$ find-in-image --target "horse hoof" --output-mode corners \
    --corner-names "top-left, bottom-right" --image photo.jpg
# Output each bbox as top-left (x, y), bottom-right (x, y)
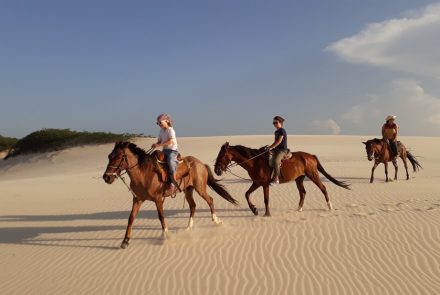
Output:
top-left (251, 207), bottom-right (258, 216)
top-left (297, 207), bottom-right (303, 212)
top-left (327, 202), bottom-right (333, 210)
top-left (120, 241), bottom-right (129, 249)
top-left (264, 213), bottom-right (271, 217)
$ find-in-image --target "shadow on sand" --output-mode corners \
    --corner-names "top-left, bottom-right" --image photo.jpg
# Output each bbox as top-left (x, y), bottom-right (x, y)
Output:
top-left (0, 208), bottom-right (249, 248)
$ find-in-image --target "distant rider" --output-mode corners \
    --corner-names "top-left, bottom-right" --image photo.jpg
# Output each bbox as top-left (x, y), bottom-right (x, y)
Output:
top-left (382, 115), bottom-right (399, 160)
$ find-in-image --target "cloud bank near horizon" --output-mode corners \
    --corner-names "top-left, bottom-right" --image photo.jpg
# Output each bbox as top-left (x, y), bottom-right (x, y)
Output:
top-left (325, 3), bottom-right (440, 79)
top-left (323, 3), bottom-right (440, 136)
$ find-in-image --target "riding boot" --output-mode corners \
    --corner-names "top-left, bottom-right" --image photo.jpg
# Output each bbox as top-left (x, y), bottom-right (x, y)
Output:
top-left (170, 175), bottom-right (182, 192)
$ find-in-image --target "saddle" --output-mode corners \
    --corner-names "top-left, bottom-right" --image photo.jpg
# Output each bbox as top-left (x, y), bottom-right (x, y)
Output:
top-left (382, 139), bottom-right (400, 157)
top-left (281, 150), bottom-right (293, 162)
top-left (152, 150), bottom-right (186, 183)
top-left (268, 149), bottom-right (292, 165)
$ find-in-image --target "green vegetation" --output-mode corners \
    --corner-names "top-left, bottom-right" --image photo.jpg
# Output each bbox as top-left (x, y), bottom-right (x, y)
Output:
top-left (0, 135), bottom-right (18, 152)
top-left (4, 129), bottom-right (142, 159)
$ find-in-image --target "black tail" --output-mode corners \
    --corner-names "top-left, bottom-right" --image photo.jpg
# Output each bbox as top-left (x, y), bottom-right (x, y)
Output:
top-left (406, 151), bottom-right (422, 172)
top-left (205, 165), bottom-right (239, 206)
top-left (316, 157), bottom-right (351, 190)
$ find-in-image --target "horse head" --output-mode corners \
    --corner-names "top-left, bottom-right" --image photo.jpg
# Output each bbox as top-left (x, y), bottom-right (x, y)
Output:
top-left (214, 142), bottom-right (232, 176)
top-left (103, 142), bottom-right (131, 184)
top-left (363, 139), bottom-right (381, 161)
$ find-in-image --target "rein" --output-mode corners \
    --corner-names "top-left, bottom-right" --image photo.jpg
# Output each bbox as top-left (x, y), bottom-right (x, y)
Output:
top-left (227, 148), bottom-right (269, 169)
top-left (105, 147), bottom-right (155, 198)
top-left (221, 148), bottom-right (270, 181)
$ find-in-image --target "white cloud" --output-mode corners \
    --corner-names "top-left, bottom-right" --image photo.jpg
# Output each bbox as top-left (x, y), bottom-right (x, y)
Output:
top-left (311, 119), bottom-right (341, 135)
top-left (325, 3), bottom-right (440, 79)
top-left (340, 79), bottom-right (440, 135)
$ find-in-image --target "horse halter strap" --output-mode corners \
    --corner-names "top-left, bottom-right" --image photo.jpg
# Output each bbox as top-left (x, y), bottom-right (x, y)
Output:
top-left (105, 151), bottom-right (138, 176)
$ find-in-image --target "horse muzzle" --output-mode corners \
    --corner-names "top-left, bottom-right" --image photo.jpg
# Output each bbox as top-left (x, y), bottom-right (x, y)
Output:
top-left (103, 173), bottom-right (117, 184)
top-left (214, 166), bottom-right (223, 176)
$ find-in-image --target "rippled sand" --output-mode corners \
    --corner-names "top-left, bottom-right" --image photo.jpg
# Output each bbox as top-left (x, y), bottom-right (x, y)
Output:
top-left (1, 135), bottom-right (439, 294)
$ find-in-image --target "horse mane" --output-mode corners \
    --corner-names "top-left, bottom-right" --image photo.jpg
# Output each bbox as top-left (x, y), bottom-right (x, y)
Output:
top-left (233, 145), bottom-right (263, 158)
top-left (121, 142), bottom-right (150, 167)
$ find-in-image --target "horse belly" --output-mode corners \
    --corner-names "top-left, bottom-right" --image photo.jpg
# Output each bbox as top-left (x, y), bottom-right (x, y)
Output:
top-left (281, 161), bottom-right (304, 181)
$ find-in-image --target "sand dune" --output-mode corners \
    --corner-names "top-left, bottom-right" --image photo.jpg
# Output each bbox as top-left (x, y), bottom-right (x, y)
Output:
top-left (1, 135), bottom-right (439, 294)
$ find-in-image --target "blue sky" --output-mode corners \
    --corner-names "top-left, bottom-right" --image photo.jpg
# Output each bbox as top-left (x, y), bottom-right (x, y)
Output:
top-left (1, 0), bottom-right (440, 138)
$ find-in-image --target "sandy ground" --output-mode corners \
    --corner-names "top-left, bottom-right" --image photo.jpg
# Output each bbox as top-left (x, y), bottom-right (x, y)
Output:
top-left (1, 135), bottom-right (439, 295)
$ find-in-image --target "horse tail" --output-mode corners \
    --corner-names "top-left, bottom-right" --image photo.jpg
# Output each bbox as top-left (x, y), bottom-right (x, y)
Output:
top-left (406, 151), bottom-right (422, 172)
top-left (205, 164), bottom-right (239, 206)
top-left (315, 156), bottom-right (351, 190)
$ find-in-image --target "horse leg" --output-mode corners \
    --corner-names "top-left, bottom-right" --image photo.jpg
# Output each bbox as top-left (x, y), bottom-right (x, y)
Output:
top-left (384, 161), bottom-right (389, 182)
top-left (295, 176), bottom-right (306, 212)
top-left (370, 162), bottom-right (379, 183)
top-left (393, 159), bottom-right (398, 180)
top-left (184, 187), bottom-right (196, 230)
top-left (245, 182), bottom-right (261, 216)
top-left (308, 172), bottom-right (332, 210)
top-left (121, 198), bottom-right (143, 249)
top-left (155, 197), bottom-right (168, 239)
top-left (263, 185), bottom-right (271, 217)
top-left (402, 155), bottom-right (410, 180)
top-left (195, 185), bottom-right (222, 225)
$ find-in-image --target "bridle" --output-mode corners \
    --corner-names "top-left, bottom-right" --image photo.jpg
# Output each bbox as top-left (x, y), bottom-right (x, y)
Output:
top-left (366, 142), bottom-right (380, 161)
top-left (104, 147), bottom-right (154, 177)
top-left (215, 146), bottom-right (270, 180)
top-left (104, 147), bottom-right (154, 199)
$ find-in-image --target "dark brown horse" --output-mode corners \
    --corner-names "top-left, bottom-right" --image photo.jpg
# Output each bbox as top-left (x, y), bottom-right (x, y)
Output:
top-left (214, 143), bottom-right (350, 216)
top-left (103, 142), bottom-right (238, 248)
top-left (363, 138), bottom-right (422, 183)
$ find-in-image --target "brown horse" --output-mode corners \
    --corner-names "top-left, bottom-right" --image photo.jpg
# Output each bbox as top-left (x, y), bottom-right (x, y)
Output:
top-left (214, 143), bottom-right (350, 216)
top-left (103, 142), bottom-right (238, 248)
top-left (363, 138), bottom-right (422, 183)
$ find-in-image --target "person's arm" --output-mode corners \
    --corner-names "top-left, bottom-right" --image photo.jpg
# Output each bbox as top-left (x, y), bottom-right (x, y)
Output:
top-left (393, 124), bottom-right (399, 139)
top-left (158, 138), bottom-right (174, 147)
top-left (269, 135), bottom-right (284, 150)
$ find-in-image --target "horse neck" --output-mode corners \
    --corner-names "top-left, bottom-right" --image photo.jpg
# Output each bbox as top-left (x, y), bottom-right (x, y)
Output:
top-left (124, 151), bottom-right (153, 182)
top-left (230, 146), bottom-right (259, 171)
top-left (373, 142), bottom-right (388, 161)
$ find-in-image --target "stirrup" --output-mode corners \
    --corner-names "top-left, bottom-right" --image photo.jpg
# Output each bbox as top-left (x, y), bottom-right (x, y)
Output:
top-left (170, 178), bottom-right (182, 192)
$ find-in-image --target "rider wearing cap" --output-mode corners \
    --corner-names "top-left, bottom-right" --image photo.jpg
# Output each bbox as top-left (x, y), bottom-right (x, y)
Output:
top-left (382, 115), bottom-right (399, 160)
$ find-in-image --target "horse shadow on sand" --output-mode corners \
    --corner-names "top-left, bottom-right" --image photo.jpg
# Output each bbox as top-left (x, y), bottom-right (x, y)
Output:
top-left (0, 207), bottom-right (248, 249)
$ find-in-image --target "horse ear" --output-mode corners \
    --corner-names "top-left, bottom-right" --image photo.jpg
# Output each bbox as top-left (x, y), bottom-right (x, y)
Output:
top-left (223, 142), bottom-right (229, 148)
top-left (362, 142), bottom-right (366, 145)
